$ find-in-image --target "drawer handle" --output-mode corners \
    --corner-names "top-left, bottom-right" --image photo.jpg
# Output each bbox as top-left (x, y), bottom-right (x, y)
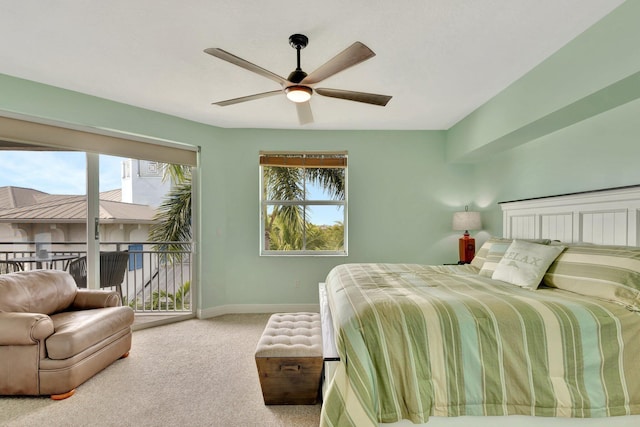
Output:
top-left (281, 364), bottom-right (301, 372)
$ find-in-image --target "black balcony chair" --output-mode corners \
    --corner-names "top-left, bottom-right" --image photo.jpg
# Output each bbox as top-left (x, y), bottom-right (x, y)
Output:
top-left (68, 251), bottom-right (129, 302)
top-left (0, 260), bottom-right (22, 274)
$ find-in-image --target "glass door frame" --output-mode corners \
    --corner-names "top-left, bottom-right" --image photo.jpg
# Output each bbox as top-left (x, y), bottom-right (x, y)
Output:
top-left (85, 152), bottom-right (101, 288)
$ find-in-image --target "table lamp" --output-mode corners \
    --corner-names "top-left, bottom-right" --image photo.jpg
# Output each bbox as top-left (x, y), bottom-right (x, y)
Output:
top-left (452, 206), bottom-right (482, 264)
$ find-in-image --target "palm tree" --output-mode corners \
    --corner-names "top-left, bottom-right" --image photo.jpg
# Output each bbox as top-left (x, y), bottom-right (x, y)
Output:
top-left (263, 166), bottom-right (345, 250)
top-left (263, 166), bottom-right (305, 250)
top-left (148, 165), bottom-right (192, 258)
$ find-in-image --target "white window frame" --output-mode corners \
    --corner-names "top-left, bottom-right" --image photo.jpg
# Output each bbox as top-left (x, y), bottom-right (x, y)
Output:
top-left (259, 151), bottom-right (348, 256)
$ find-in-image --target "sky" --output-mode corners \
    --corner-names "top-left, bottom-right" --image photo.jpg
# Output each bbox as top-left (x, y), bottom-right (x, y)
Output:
top-left (0, 151), bottom-right (124, 194)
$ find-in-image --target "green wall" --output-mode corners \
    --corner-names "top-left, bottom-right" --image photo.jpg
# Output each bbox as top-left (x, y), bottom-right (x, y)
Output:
top-left (0, 74), bottom-right (215, 146)
top-left (473, 98), bottom-right (640, 237)
top-left (447, 0), bottom-right (640, 164)
top-left (448, 0), bottom-right (640, 240)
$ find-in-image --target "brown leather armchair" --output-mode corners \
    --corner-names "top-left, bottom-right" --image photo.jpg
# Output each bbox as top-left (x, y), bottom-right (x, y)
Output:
top-left (0, 269), bottom-right (133, 399)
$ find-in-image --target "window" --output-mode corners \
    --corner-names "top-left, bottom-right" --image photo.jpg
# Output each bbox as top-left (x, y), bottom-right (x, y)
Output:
top-left (260, 151), bottom-right (347, 256)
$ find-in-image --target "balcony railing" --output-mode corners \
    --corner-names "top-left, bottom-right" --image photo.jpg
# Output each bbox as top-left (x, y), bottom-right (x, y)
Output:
top-left (0, 241), bottom-right (192, 314)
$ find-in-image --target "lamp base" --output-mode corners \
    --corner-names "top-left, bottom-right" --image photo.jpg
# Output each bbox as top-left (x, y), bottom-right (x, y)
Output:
top-left (458, 233), bottom-right (476, 264)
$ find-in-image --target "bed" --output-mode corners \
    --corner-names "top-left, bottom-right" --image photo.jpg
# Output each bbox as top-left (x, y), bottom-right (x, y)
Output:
top-left (319, 186), bottom-right (640, 427)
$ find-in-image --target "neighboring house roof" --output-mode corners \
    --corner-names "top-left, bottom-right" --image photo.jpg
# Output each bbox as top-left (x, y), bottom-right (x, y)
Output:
top-left (99, 200), bottom-right (157, 223)
top-left (0, 186), bottom-right (156, 223)
top-left (99, 188), bottom-right (122, 202)
top-left (0, 186), bottom-right (50, 209)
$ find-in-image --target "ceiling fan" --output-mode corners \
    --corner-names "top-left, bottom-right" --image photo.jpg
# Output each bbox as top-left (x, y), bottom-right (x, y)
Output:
top-left (204, 34), bottom-right (392, 125)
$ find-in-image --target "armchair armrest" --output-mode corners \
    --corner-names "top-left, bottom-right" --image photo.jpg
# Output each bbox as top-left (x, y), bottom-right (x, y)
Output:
top-left (71, 289), bottom-right (121, 309)
top-left (0, 312), bottom-right (54, 345)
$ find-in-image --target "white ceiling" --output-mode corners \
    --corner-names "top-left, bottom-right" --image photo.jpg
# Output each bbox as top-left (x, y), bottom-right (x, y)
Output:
top-left (0, 0), bottom-right (625, 130)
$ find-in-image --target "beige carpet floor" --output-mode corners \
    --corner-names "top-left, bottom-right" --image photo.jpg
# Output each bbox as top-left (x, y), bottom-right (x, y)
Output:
top-left (0, 314), bottom-right (321, 427)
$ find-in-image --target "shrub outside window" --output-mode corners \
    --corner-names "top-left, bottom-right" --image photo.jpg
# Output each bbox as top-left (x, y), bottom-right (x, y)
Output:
top-left (260, 151), bottom-right (347, 256)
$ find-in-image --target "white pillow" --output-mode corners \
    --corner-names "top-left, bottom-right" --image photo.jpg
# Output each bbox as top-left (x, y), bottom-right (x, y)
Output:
top-left (492, 240), bottom-right (565, 289)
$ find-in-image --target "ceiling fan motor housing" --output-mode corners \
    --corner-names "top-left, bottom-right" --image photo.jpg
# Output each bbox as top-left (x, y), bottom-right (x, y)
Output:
top-left (287, 69), bottom-right (308, 83)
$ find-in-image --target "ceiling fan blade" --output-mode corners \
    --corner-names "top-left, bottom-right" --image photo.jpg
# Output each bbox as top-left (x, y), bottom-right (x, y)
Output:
top-left (315, 88), bottom-right (392, 106)
top-left (204, 48), bottom-right (288, 85)
top-left (296, 102), bottom-right (314, 125)
top-left (213, 90), bottom-right (282, 106)
top-left (301, 42), bottom-right (376, 85)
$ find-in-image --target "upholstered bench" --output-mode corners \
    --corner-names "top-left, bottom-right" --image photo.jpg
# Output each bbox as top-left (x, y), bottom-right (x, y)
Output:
top-left (255, 312), bottom-right (323, 405)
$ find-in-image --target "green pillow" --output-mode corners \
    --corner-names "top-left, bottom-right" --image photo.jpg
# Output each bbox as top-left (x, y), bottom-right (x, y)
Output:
top-left (543, 244), bottom-right (640, 311)
top-left (471, 237), bottom-right (513, 271)
top-left (478, 241), bottom-right (513, 277)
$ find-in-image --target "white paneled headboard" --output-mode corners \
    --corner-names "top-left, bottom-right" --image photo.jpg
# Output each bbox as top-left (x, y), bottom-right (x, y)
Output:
top-left (500, 185), bottom-right (640, 246)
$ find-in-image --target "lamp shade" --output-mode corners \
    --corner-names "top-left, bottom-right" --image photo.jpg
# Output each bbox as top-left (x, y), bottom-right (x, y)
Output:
top-left (452, 211), bottom-right (482, 232)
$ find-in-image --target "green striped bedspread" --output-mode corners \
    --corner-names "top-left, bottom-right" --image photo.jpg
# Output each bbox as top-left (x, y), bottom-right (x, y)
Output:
top-left (320, 263), bottom-right (640, 426)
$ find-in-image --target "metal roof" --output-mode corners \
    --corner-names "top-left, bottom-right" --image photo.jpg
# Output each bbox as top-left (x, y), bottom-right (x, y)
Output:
top-left (0, 186), bottom-right (157, 223)
top-left (0, 186), bottom-right (49, 209)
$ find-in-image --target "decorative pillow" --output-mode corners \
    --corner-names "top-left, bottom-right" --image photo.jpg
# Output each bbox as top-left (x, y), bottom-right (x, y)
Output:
top-left (478, 240), bottom-right (514, 277)
top-left (492, 240), bottom-right (565, 290)
top-left (543, 244), bottom-right (640, 311)
top-left (472, 237), bottom-right (552, 275)
top-left (471, 237), bottom-right (513, 270)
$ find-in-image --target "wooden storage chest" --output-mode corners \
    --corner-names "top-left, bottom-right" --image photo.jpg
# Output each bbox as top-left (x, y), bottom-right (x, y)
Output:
top-left (255, 312), bottom-right (323, 405)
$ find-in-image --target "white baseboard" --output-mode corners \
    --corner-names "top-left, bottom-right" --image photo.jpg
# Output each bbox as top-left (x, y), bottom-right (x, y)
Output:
top-left (197, 303), bottom-right (320, 319)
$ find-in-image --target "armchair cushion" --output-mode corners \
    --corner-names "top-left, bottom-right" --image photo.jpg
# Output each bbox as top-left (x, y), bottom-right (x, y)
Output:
top-left (0, 270), bottom-right (77, 314)
top-left (47, 307), bottom-right (134, 359)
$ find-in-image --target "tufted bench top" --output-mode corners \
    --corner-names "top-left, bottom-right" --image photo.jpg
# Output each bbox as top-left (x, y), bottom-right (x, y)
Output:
top-left (255, 312), bottom-right (322, 358)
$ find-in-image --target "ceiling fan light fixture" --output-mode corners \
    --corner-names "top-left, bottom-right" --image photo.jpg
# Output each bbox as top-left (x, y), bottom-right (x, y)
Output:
top-left (285, 85), bottom-right (312, 103)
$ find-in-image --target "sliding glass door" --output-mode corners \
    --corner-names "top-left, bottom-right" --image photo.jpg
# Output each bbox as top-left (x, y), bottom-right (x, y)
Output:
top-left (0, 147), bottom-right (196, 322)
top-left (98, 155), bottom-right (194, 314)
